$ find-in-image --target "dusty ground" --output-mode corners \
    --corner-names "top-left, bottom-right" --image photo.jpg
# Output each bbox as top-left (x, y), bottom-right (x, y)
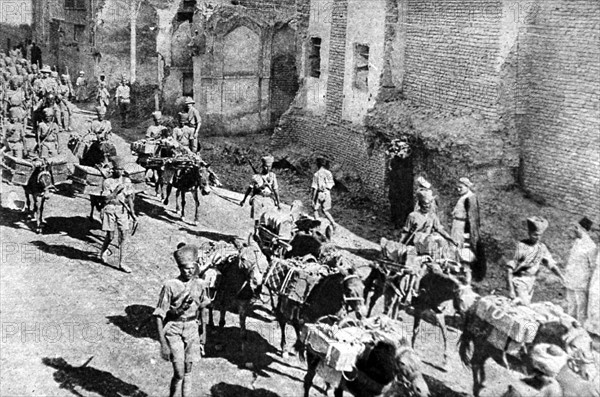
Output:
top-left (0, 108), bottom-right (586, 397)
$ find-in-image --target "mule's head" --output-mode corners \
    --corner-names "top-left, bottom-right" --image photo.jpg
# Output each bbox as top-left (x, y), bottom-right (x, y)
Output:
top-left (341, 270), bottom-right (366, 319)
top-left (393, 345), bottom-right (430, 397)
top-left (453, 283), bottom-right (480, 315)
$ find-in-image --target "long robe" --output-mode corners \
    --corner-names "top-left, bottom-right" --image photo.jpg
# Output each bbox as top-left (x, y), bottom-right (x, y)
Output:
top-left (585, 250), bottom-right (600, 335)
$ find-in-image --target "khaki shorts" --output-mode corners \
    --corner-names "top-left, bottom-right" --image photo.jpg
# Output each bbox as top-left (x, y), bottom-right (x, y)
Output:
top-left (164, 320), bottom-right (201, 364)
top-left (314, 190), bottom-right (332, 211)
top-left (251, 195), bottom-right (275, 220)
top-left (102, 205), bottom-right (129, 232)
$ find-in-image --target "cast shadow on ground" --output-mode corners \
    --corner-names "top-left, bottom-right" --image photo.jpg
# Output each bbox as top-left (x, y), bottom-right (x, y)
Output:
top-left (205, 325), bottom-right (304, 383)
top-left (106, 304), bottom-right (157, 341)
top-left (30, 240), bottom-right (97, 263)
top-left (41, 216), bottom-right (104, 243)
top-left (133, 194), bottom-right (186, 225)
top-left (178, 226), bottom-right (240, 245)
top-left (41, 357), bottom-right (148, 397)
top-left (0, 207), bottom-right (31, 231)
top-left (210, 383), bottom-right (281, 397)
top-left (424, 374), bottom-right (470, 397)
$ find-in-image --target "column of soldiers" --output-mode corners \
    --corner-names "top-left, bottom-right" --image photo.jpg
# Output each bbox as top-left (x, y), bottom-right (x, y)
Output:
top-left (1, 52), bottom-right (73, 161)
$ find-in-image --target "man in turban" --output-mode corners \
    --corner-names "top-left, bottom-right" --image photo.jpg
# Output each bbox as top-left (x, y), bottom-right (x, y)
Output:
top-left (154, 243), bottom-right (211, 397)
top-left (451, 177), bottom-right (486, 280)
top-left (240, 155), bottom-right (281, 225)
top-left (506, 216), bottom-right (565, 305)
top-left (564, 217), bottom-right (596, 322)
top-left (99, 156), bottom-right (136, 273)
top-left (399, 189), bottom-right (456, 250)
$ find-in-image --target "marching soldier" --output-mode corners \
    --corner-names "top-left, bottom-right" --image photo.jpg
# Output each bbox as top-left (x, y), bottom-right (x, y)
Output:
top-left (75, 71), bottom-right (87, 102)
top-left (172, 112), bottom-right (194, 153)
top-left (311, 155), bottom-right (336, 231)
top-left (36, 107), bottom-right (60, 158)
top-left (57, 74), bottom-right (72, 131)
top-left (2, 112), bottom-right (25, 158)
top-left (96, 78), bottom-right (110, 109)
top-left (99, 156), bottom-right (137, 273)
top-left (506, 217), bottom-right (566, 305)
top-left (88, 106), bottom-right (112, 141)
top-left (154, 244), bottom-right (211, 397)
top-left (240, 155), bottom-right (281, 225)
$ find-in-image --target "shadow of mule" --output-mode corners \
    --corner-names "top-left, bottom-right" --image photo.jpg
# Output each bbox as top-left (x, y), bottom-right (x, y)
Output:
top-left (30, 241), bottom-right (97, 263)
top-left (41, 356), bottom-right (148, 397)
top-left (210, 382), bottom-right (281, 397)
top-left (106, 304), bottom-right (158, 341)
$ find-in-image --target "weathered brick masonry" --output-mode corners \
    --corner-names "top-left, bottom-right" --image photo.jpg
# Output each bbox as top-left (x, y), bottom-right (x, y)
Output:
top-left (517, 0), bottom-right (600, 218)
top-left (274, 0), bottom-right (599, 221)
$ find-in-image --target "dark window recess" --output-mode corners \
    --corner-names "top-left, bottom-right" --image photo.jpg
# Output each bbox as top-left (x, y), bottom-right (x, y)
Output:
top-left (307, 37), bottom-right (321, 78)
top-left (353, 44), bottom-right (369, 91)
top-left (65, 0), bottom-right (85, 10)
top-left (177, 11), bottom-right (194, 23)
top-left (74, 24), bottom-right (85, 42)
top-left (182, 71), bottom-right (194, 97)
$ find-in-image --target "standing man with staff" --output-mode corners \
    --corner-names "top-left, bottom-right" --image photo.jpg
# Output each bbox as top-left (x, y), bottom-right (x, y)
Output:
top-left (240, 155), bottom-right (281, 226)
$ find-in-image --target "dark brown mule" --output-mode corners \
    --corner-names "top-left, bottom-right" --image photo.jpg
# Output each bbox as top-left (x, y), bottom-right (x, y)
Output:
top-left (163, 163), bottom-right (217, 225)
top-left (276, 266), bottom-right (366, 357)
top-left (203, 243), bottom-right (268, 352)
top-left (301, 322), bottom-right (430, 397)
top-left (24, 161), bottom-right (53, 234)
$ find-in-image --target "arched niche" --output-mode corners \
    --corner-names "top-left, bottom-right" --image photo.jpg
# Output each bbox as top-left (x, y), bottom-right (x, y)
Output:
top-left (222, 25), bottom-right (260, 75)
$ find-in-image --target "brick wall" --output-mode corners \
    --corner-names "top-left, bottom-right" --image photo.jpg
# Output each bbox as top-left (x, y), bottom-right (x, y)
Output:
top-left (403, 0), bottom-right (503, 120)
top-left (517, 0), bottom-right (600, 220)
top-left (325, 0), bottom-right (348, 123)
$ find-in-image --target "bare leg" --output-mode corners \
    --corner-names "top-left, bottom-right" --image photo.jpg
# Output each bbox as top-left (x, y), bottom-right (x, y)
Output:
top-left (169, 362), bottom-right (184, 397)
top-left (435, 313), bottom-right (449, 368)
top-left (163, 184), bottom-right (173, 205)
top-left (182, 362), bottom-right (193, 397)
top-left (303, 352), bottom-right (319, 397)
top-left (118, 229), bottom-right (131, 273)
top-left (322, 210), bottom-right (336, 230)
top-left (100, 231), bottom-right (114, 263)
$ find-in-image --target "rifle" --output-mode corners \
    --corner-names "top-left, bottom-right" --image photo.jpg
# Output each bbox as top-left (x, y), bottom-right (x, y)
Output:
top-left (246, 157), bottom-right (258, 174)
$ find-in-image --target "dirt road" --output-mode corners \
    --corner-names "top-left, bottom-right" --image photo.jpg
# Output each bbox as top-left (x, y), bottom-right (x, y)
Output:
top-left (1, 110), bottom-right (536, 397)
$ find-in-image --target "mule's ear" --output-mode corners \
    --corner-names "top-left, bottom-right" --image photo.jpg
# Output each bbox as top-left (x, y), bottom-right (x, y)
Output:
top-left (325, 225), bottom-right (333, 240)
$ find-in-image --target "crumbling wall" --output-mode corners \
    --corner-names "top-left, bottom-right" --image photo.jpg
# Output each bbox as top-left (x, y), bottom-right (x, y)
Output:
top-left (517, 0), bottom-right (600, 221)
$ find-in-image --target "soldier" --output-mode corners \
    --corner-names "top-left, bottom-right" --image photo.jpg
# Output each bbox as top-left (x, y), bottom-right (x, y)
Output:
top-left (311, 156), bottom-right (336, 231)
top-left (154, 244), bottom-right (211, 397)
top-left (57, 74), bottom-right (72, 131)
top-left (399, 189), bottom-right (456, 250)
top-left (75, 71), bottom-right (87, 102)
top-left (36, 107), bottom-right (60, 158)
top-left (96, 78), bottom-right (110, 109)
top-left (240, 155), bottom-right (281, 225)
top-left (99, 156), bottom-right (137, 273)
top-left (2, 112), bottom-right (25, 158)
top-left (506, 217), bottom-right (566, 305)
top-left (115, 77), bottom-right (131, 126)
top-left (172, 112), bottom-right (194, 152)
top-left (33, 65), bottom-right (57, 99)
top-left (183, 97), bottom-right (201, 152)
top-left (88, 105), bottom-right (112, 139)
top-left (146, 111), bottom-right (167, 139)
top-left (3, 76), bottom-right (27, 123)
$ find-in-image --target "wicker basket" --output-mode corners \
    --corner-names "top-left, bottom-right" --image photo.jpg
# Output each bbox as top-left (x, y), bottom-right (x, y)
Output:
top-left (1, 155), bottom-right (34, 186)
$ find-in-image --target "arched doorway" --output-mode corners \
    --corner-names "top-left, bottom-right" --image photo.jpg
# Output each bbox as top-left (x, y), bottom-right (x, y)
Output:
top-left (270, 25), bottom-right (299, 124)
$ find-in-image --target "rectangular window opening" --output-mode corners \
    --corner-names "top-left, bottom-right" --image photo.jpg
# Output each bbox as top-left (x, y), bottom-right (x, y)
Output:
top-left (307, 37), bottom-right (321, 78)
top-left (74, 24), bottom-right (85, 42)
top-left (353, 43), bottom-right (369, 91)
top-left (65, 0), bottom-right (86, 10)
top-left (182, 71), bottom-right (194, 97)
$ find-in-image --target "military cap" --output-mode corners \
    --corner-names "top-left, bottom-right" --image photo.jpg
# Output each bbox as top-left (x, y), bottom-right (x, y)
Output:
top-left (173, 244), bottom-right (199, 265)
top-left (151, 111), bottom-right (162, 120)
top-left (459, 177), bottom-right (474, 189)
top-left (40, 64), bottom-right (52, 73)
top-left (417, 189), bottom-right (435, 204)
top-left (184, 96), bottom-right (195, 105)
top-left (95, 106), bottom-right (107, 115)
top-left (261, 155), bottom-right (274, 166)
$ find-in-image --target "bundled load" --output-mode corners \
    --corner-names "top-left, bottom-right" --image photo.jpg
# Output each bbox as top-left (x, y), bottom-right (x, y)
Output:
top-left (70, 164), bottom-right (106, 195)
top-left (131, 139), bottom-right (160, 156)
top-left (164, 155), bottom-right (197, 170)
top-left (47, 155), bottom-right (70, 185)
top-left (124, 162), bottom-right (146, 193)
top-left (300, 315), bottom-right (405, 379)
top-left (470, 295), bottom-right (584, 354)
top-left (137, 156), bottom-right (165, 170)
top-left (265, 257), bottom-right (330, 304)
top-left (1, 154), bottom-right (35, 185)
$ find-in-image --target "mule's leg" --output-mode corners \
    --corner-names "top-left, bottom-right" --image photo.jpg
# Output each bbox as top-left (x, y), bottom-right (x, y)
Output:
top-left (368, 289), bottom-right (382, 317)
top-left (218, 306), bottom-right (226, 328)
top-left (192, 189), bottom-right (200, 226)
top-left (303, 351), bottom-right (319, 397)
top-left (163, 184), bottom-right (172, 205)
top-left (34, 196), bottom-right (43, 233)
top-left (435, 313), bottom-right (449, 368)
top-left (239, 301), bottom-right (248, 353)
top-left (411, 314), bottom-right (421, 349)
top-left (278, 317), bottom-right (288, 357)
top-left (333, 385), bottom-right (344, 397)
